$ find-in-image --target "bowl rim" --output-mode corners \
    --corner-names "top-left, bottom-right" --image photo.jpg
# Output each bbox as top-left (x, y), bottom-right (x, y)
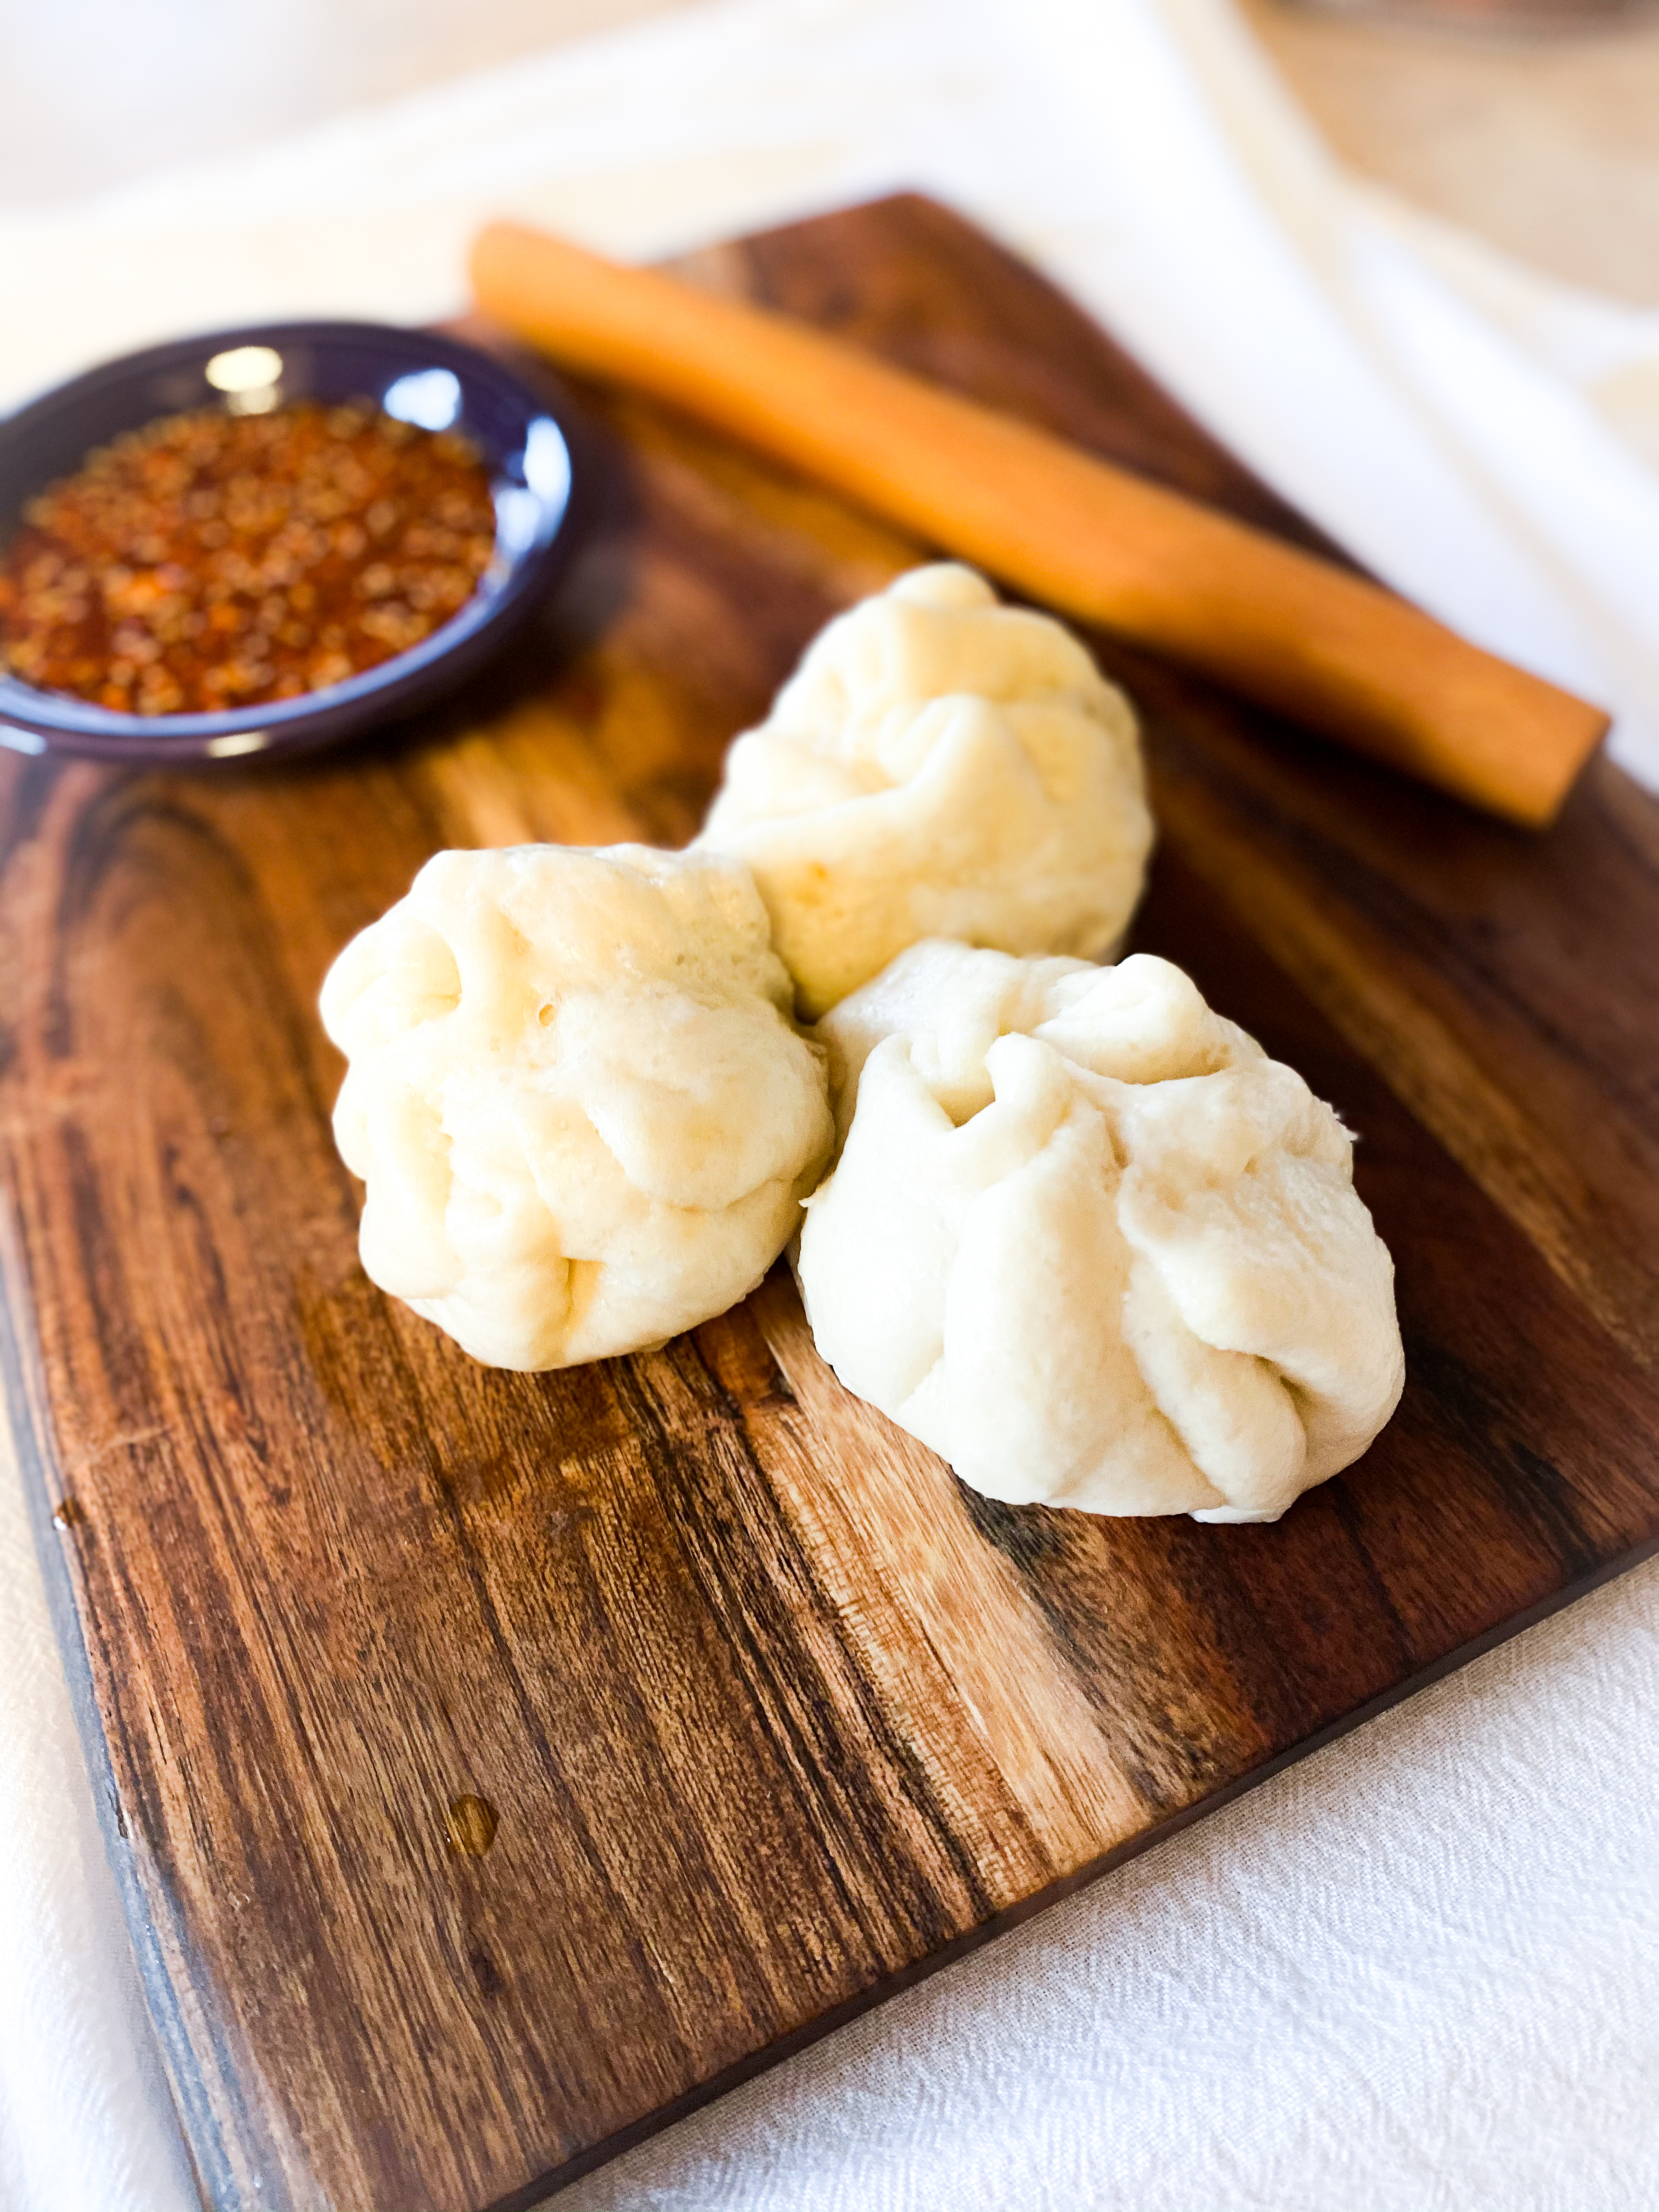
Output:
top-left (0, 318), bottom-right (579, 765)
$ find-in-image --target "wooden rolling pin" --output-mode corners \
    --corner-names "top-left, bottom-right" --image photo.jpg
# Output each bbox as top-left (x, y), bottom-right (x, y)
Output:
top-left (471, 220), bottom-right (1609, 827)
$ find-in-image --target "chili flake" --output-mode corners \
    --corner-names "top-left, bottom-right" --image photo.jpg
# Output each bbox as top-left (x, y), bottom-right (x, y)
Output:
top-left (0, 399), bottom-right (498, 717)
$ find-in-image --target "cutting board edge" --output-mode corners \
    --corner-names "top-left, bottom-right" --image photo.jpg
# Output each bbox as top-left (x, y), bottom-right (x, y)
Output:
top-left (0, 1240), bottom-right (234, 2212)
top-left (485, 1520), bottom-right (1659, 2211)
top-left (15, 1149), bottom-right (1657, 2212)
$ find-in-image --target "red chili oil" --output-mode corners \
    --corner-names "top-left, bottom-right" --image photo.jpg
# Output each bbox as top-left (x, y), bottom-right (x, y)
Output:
top-left (0, 399), bottom-right (497, 716)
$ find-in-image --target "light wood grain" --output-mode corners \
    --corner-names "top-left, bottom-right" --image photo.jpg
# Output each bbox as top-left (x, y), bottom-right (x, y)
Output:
top-left (3, 196), bottom-right (1657, 2212)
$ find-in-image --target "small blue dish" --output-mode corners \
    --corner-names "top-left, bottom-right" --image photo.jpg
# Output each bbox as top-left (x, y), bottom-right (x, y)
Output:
top-left (0, 320), bottom-right (582, 766)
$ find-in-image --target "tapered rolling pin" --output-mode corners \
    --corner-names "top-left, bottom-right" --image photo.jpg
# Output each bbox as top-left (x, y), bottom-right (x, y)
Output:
top-left (471, 221), bottom-right (1607, 827)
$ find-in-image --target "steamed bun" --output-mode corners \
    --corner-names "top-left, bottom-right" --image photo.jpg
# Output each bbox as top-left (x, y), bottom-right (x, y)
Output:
top-left (798, 941), bottom-right (1403, 1522)
top-left (321, 843), bottom-right (833, 1369)
top-left (695, 565), bottom-right (1152, 1018)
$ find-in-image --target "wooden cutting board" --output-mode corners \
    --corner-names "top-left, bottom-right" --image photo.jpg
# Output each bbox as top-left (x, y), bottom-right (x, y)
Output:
top-left (5, 195), bottom-right (1658, 2212)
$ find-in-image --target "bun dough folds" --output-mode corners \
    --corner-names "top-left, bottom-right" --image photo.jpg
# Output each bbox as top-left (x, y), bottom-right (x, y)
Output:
top-left (798, 941), bottom-right (1404, 1522)
top-left (321, 843), bottom-right (833, 1369)
top-left (696, 565), bottom-right (1152, 1018)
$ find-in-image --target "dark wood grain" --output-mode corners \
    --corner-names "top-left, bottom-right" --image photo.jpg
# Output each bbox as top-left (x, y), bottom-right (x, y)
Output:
top-left (3, 194), bottom-right (1657, 2212)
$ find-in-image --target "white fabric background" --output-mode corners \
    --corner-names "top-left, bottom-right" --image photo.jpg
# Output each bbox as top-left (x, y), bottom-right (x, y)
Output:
top-left (2, 1), bottom-right (1657, 2206)
top-left (559, 1567), bottom-right (1659, 2212)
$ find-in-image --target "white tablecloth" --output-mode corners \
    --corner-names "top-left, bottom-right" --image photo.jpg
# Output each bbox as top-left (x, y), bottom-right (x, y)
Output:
top-left (3, 3), bottom-right (1657, 2206)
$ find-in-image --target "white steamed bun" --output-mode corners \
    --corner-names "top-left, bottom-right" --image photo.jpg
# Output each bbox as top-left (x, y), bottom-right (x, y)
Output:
top-left (695, 564), bottom-right (1152, 1018)
top-left (321, 843), bottom-right (833, 1369)
top-left (798, 941), bottom-right (1403, 1522)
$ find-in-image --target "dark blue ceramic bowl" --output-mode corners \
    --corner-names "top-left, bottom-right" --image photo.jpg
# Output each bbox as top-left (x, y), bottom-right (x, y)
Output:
top-left (0, 321), bottom-right (581, 765)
